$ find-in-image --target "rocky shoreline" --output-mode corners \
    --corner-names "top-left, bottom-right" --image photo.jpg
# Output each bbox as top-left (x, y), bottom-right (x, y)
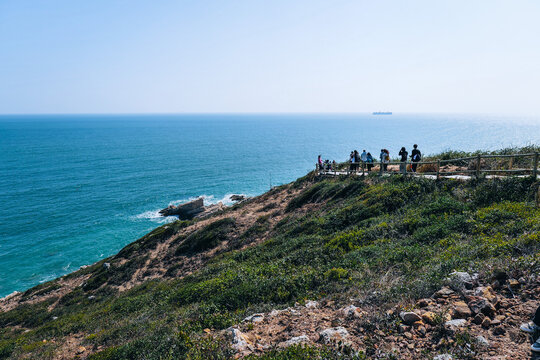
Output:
top-left (158, 195), bottom-right (247, 220)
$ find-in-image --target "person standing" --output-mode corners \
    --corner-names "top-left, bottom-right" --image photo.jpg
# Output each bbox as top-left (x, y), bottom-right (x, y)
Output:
top-left (366, 152), bottom-right (374, 172)
top-left (520, 305), bottom-right (540, 353)
top-left (399, 147), bottom-right (408, 174)
top-left (411, 144), bottom-right (421, 172)
top-left (380, 149), bottom-right (389, 173)
top-left (318, 155), bottom-right (324, 171)
top-left (349, 151), bottom-right (355, 172)
top-left (360, 150), bottom-right (368, 173)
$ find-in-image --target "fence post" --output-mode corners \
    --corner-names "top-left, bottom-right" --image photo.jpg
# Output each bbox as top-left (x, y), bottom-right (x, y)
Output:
top-left (534, 152), bottom-right (539, 179)
top-left (476, 155), bottom-right (481, 178)
top-left (437, 160), bottom-right (440, 180)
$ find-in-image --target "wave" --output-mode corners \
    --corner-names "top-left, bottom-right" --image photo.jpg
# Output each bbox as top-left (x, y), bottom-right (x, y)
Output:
top-left (131, 193), bottom-right (248, 224)
top-left (131, 210), bottom-right (177, 224)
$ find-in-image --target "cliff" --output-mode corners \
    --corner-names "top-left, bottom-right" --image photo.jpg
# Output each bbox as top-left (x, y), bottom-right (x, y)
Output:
top-left (1, 168), bottom-right (539, 359)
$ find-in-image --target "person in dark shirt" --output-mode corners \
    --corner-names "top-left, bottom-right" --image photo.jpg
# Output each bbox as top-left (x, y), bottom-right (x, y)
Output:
top-left (366, 152), bottom-right (374, 171)
top-left (398, 147), bottom-right (408, 174)
top-left (411, 144), bottom-right (421, 172)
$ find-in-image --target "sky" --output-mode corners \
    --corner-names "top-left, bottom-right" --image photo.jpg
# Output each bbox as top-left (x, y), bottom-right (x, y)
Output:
top-left (1, 0), bottom-right (540, 115)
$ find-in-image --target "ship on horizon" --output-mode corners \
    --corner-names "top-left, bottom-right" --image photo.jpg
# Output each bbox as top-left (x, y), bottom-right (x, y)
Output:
top-left (372, 111), bottom-right (392, 115)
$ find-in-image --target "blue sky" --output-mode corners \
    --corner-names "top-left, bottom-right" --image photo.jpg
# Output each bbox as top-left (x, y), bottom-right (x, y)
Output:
top-left (1, 0), bottom-right (539, 115)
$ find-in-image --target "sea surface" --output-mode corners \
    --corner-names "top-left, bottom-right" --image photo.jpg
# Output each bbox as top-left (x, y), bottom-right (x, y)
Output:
top-left (1, 113), bottom-right (540, 297)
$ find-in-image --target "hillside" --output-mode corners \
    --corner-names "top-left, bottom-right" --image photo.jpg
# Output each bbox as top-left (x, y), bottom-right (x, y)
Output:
top-left (1, 168), bottom-right (540, 359)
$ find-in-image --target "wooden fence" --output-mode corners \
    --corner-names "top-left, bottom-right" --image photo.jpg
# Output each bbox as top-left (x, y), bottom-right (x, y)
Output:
top-left (317, 152), bottom-right (539, 180)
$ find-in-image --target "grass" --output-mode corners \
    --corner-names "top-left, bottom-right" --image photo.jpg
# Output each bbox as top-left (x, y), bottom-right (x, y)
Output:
top-left (1, 151), bottom-right (539, 359)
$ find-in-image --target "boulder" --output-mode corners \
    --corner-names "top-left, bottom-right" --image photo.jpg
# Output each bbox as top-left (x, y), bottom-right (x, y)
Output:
top-left (446, 271), bottom-right (475, 290)
top-left (422, 311), bottom-right (438, 325)
top-left (226, 327), bottom-right (252, 353)
top-left (159, 198), bottom-right (205, 219)
top-left (453, 301), bottom-right (472, 318)
top-left (466, 296), bottom-right (496, 316)
top-left (475, 335), bottom-right (489, 347)
top-left (472, 313), bottom-right (485, 325)
top-left (243, 313), bottom-right (264, 323)
top-left (473, 286), bottom-right (497, 303)
top-left (305, 300), bottom-right (319, 309)
top-left (434, 355), bottom-right (453, 360)
top-left (279, 335), bottom-right (310, 348)
top-left (444, 319), bottom-right (467, 330)
top-left (434, 287), bottom-right (455, 298)
top-left (319, 327), bottom-right (350, 344)
top-left (400, 311), bottom-right (422, 325)
top-left (341, 305), bottom-right (362, 318)
top-left (230, 194), bottom-right (246, 202)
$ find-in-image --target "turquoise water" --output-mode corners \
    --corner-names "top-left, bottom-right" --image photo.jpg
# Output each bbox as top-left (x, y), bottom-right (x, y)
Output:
top-left (1, 113), bottom-right (539, 297)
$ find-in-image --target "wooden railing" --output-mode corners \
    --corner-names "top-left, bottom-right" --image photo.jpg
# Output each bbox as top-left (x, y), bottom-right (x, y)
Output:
top-left (317, 152), bottom-right (539, 179)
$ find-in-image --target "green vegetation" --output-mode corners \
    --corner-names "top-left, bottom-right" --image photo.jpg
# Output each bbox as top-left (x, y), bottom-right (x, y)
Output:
top-left (1, 157), bottom-right (539, 359)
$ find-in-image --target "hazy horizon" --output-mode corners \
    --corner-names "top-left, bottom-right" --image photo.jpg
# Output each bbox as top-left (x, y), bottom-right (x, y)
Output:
top-left (1, 0), bottom-right (540, 116)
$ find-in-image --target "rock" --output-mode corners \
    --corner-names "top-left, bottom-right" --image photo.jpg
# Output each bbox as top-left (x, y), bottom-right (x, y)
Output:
top-left (404, 331), bottom-right (413, 340)
top-left (493, 270), bottom-right (508, 281)
top-left (422, 311), bottom-right (438, 325)
top-left (474, 286), bottom-right (497, 303)
top-left (305, 300), bottom-right (319, 309)
top-left (444, 319), bottom-right (467, 330)
top-left (399, 324), bottom-right (410, 333)
top-left (279, 335), bottom-right (310, 348)
top-left (268, 309), bottom-right (282, 317)
top-left (434, 286), bottom-right (455, 298)
top-left (341, 305), bottom-right (362, 318)
top-left (103, 263), bottom-right (110, 270)
top-left (159, 198), bottom-right (205, 219)
top-left (400, 311), bottom-right (422, 325)
top-left (416, 298), bottom-right (430, 308)
top-left (412, 320), bottom-right (424, 328)
top-left (319, 327), bottom-right (350, 344)
top-left (230, 195), bottom-right (246, 202)
top-left (492, 326), bottom-right (506, 336)
top-left (475, 335), bottom-right (489, 347)
top-left (243, 313), bottom-right (264, 323)
top-left (77, 346), bottom-right (86, 354)
top-left (417, 325), bottom-right (427, 336)
top-left (226, 327), bottom-right (252, 353)
top-left (446, 271), bottom-right (475, 290)
top-left (87, 296), bottom-right (96, 300)
top-left (472, 313), bottom-right (485, 325)
top-left (453, 301), bottom-right (472, 318)
top-left (467, 296), bottom-right (496, 316)
top-left (508, 279), bottom-right (520, 288)
top-left (1, 291), bottom-right (20, 301)
top-left (481, 317), bottom-right (491, 328)
top-left (433, 355), bottom-right (453, 360)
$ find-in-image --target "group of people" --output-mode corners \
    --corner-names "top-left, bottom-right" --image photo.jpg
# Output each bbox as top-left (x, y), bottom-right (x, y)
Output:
top-left (348, 150), bottom-right (375, 171)
top-left (318, 145), bottom-right (422, 174)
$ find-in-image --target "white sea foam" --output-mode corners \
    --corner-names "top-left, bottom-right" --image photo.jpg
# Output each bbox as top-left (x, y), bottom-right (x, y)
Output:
top-left (131, 209), bottom-right (177, 224)
top-left (132, 193), bottom-right (248, 223)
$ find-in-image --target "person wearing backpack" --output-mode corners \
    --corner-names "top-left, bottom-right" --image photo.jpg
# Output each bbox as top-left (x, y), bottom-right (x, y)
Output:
top-left (411, 144), bottom-right (421, 172)
top-left (398, 147), bottom-right (408, 174)
top-left (366, 152), bottom-right (374, 171)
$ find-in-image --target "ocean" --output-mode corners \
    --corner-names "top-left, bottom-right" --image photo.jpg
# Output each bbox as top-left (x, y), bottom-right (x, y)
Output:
top-left (1, 113), bottom-right (539, 297)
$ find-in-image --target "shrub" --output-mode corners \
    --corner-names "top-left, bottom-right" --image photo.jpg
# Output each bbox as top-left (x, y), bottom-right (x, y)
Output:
top-left (176, 218), bottom-right (235, 255)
